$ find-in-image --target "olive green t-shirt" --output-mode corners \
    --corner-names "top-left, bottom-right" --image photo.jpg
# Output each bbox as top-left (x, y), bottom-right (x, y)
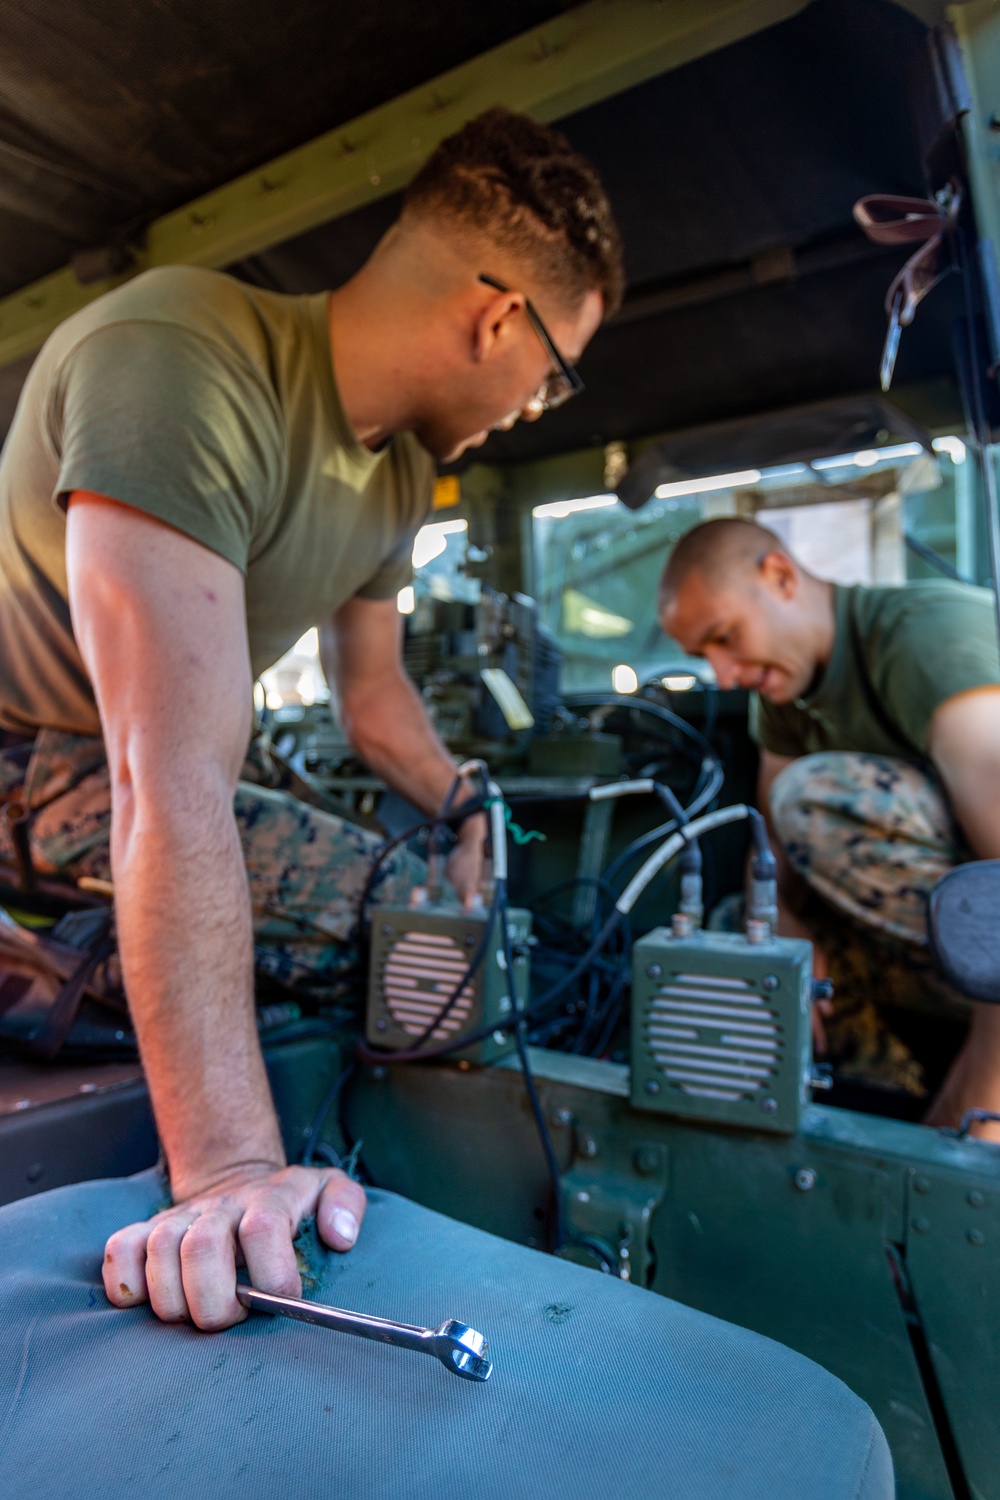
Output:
top-left (749, 581), bottom-right (1000, 762)
top-left (0, 265), bottom-right (435, 734)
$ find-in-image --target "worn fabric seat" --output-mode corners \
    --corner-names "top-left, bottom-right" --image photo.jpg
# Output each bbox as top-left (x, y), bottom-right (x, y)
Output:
top-left (0, 1171), bottom-right (893, 1500)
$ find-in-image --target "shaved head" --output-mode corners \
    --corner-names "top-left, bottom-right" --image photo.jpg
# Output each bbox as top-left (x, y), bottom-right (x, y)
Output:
top-left (657, 517), bottom-right (833, 703)
top-left (658, 518), bottom-right (790, 611)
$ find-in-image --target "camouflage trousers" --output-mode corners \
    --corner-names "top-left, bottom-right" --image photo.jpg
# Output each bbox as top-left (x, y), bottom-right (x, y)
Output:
top-left (766, 752), bottom-right (973, 1094)
top-left (768, 752), bottom-right (965, 947)
top-left (0, 729), bottom-right (421, 994)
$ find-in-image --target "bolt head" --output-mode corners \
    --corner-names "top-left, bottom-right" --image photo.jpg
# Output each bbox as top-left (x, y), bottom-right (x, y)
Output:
top-left (375, 1018), bottom-right (388, 1032)
top-left (967, 1190), bottom-right (985, 1209)
top-left (646, 963), bottom-right (663, 980)
top-left (760, 1096), bottom-right (778, 1115)
top-left (381, 923), bottom-right (393, 936)
top-left (634, 1148), bottom-right (660, 1177)
top-left (578, 1136), bottom-right (598, 1159)
top-left (644, 1078), bottom-right (661, 1096)
top-left (762, 974), bottom-right (779, 992)
top-left (794, 1167), bottom-right (816, 1192)
top-left (551, 1108), bottom-right (573, 1127)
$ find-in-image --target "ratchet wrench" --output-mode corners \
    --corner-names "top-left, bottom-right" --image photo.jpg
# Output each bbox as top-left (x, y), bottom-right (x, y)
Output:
top-left (235, 1284), bottom-right (493, 1383)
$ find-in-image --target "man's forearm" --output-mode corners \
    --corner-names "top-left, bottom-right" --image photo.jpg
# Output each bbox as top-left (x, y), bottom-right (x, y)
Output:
top-left (112, 773), bottom-right (283, 1200)
top-left (342, 674), bottom-right (468, 816)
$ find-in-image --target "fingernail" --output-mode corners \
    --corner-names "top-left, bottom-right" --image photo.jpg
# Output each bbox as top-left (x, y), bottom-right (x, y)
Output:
top-left (332, 1208), bottom-right (358, 1246)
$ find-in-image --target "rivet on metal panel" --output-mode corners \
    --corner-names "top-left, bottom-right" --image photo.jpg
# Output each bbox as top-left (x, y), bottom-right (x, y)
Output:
top-left (633, 1148), bottom-right (661, 1177)
top-left (578, 1135), bottom-right (598, 1159)
top-left (533, 35), bottom-right (566, 62)
top-left (794, 1167), bottom-right (817, 1192)
top-left (967, 1228), bottom-right (986, 1246)
top-left (760, 1096), bottom-right (778, 1115)
top-left (913, 1175), bottom-right (930, 1194)
top-left (375, 1018), bottom-right (388, 1032)
top-left (762, 974), bottom-right (779, 992)
top-left (644, 1078), bottom-right (661, 1095)
top-left (912, 1215), bottom-right (931, 1234)
top-left (967, 1189), bottom-right (985, 1208)
top-left (646, 963), bottom-right (662, 979)
top-left (550, 1108), bottom-right (574, 1128)
top-left (371, 1066), bottom-right (388, 1081)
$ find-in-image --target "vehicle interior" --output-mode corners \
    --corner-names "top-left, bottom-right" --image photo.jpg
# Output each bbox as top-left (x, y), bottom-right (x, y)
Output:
top-left (0, 3), bottom-right (997, 1498)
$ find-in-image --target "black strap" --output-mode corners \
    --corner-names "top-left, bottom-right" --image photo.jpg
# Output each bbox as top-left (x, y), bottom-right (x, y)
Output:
top-left (23, 933), bottom-right (115, 1061)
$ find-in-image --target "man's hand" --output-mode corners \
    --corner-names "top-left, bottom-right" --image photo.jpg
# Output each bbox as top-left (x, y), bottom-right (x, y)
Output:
top-left (446, 810), bottom-right (488, 906)
top-left (103, 1164), bottom-right (367, 1331)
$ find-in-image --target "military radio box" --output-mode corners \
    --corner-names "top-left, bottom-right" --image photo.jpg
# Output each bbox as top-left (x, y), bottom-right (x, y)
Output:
top-left (630, 928), bottom-right (813, 1134)
top-left (367, 902), bottom-right (532, 1064)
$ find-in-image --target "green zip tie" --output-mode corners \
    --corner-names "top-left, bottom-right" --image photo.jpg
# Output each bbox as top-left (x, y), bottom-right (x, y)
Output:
top-left (483, 797), bottom-right (547, 845)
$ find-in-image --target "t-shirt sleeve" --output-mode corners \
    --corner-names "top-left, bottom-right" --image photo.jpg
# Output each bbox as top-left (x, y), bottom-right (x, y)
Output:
top-left (51, 321), bottom-right (283, 573)
top-left (748, 692), bottom-right (810, 757)
top-left (874, 587), bottom-right (1000, 754)
top-left (352, 531), bottom-right (419, 600)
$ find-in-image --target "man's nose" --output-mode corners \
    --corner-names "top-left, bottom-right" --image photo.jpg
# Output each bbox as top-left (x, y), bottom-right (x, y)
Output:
top-left (703, 647), bottom-right (739, 690)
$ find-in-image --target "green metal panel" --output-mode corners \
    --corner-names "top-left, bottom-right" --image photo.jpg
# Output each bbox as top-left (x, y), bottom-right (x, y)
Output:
top-left (0, 0), bottom-right (811, 371)
top-left (904, 1159), bottom-right (1000, 1500)
top-left (648, 1115), bottom-right (953, 1500)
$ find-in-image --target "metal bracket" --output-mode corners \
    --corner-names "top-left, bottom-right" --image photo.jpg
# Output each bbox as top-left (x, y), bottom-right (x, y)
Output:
top-left (559, 1135), bottom-right (668, 1284)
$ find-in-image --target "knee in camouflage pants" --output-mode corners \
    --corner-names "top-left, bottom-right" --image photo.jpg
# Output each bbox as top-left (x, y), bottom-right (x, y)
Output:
top-left (0, 728), bottom-right (422, 992)
top-left (766, 753), bottom-right (974, 1093)
top-left (768, 752), bottom-right (966, 947)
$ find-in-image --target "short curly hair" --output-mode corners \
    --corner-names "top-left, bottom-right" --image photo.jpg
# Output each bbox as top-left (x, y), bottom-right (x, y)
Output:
top-left (403, 107), bottom-right (625, 315)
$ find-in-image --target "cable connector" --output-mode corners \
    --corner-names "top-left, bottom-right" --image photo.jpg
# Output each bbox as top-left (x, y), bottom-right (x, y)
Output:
top-left (745, 808), bottom-right (778, 939)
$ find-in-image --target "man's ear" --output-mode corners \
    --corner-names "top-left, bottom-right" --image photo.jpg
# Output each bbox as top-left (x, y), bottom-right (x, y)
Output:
top-left (758, 549), bottom-right (798, 599)
top-left (473, 288), bottom-right (525, 364)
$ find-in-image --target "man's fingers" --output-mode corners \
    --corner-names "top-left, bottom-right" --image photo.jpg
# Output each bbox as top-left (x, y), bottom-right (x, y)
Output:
top-left (103, 1220), bottom-right (154, 1307)
top-left (145, 1210), bottom-right (201, 1323)
top-left (239, 1200), bottom-right (302, 1300)
top-left (316, 1171), bottom-right (367, 1252)
top-left (180, 1208), bottom-right (246, 1331)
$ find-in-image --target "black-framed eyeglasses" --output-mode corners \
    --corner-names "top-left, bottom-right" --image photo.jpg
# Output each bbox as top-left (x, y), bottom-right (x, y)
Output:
top-left (478, 273), bottom-right (585, 412)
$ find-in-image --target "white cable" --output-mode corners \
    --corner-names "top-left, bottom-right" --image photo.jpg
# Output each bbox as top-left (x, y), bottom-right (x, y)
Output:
top-left (616, 803), bottom-right (750, 914)
top-left (588, 778), bottom-right (656, 802)
top-left (486, 779), bottom-right (508, 883)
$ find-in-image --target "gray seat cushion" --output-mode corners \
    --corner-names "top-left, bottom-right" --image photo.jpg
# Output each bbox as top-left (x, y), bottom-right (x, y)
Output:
top-left (0, 1171), bottom-right (893, 1499)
